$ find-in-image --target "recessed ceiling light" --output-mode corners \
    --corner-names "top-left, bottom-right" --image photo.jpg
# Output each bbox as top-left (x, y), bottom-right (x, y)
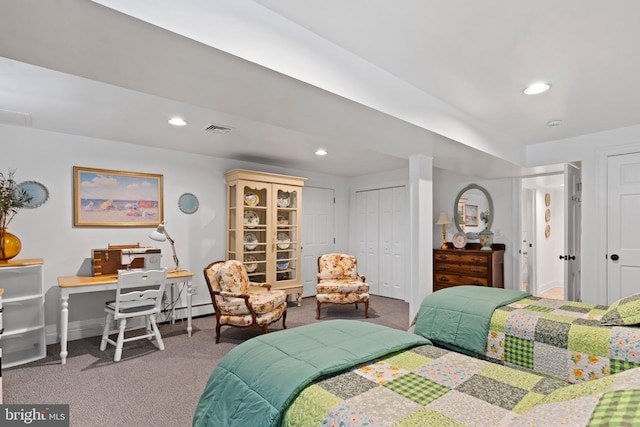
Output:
top-left (168, 117), bottom-right (188, 126)
top-left (315, 149), bottom-right (328, 156)
top-left (547, 119), bottom-right (562, 128)
top-left (523, 82), bottom-right (551, 95)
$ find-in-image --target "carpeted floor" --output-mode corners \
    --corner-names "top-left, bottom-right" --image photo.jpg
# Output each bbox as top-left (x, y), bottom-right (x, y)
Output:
top-left (3, 295), bottom-right (409, 427)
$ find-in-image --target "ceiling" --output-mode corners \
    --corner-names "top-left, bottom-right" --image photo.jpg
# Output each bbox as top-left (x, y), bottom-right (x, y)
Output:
top-left (2, 0), bottom-right (639, 178)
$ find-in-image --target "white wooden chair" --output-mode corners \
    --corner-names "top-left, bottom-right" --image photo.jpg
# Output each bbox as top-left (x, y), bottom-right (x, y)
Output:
top-left (100, 268), bottom-right (167, 362)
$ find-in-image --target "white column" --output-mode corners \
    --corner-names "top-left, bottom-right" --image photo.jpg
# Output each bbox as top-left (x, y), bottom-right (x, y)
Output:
top-left (408, 155), bottom-right (433, 322)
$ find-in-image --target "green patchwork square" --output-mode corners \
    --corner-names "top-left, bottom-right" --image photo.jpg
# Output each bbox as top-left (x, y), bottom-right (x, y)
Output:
top-left (456, 374), bottom-right (529, 410)
top-left (600, 293), bottom-right (640, 326)
top-left (504, 335), bottom-right (534, 369)
top-left (524, 305), bottom-right (553, 313)
top-left (541, 376), bottom-right (616, 404)
top-left (568, 324), bottom-right (611, 356)
top-left (411, 344), bottom-right (448, 359)
top-left (385, 372), bottom-right (449, 405)
top-left (383, 350), bottom-right (430, 371)
top-left (563, 301), bottom-right (598, 309)
top-left (541, 313), bottom-right (577, 324)
top-left (534, 318), bottom-right (571, 348)
top-left (489, 309), bottom-right (509, 333)
top-left (589, 389), bottom-right (640, 426)
top-left (512, 391), bottom-right (546, 414)
top-left (610, 358), bottom-right (640, 375)
top-left (479, 364), bottom-right (542, 390)
top-left (282, 384), bottom-right (342, 427)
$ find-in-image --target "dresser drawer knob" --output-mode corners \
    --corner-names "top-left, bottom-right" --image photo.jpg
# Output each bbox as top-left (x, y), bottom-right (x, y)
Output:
top-left (438, 276), bottom-right (450, 282)
top-left (438, 255), bottom-right (449, 260)
top-left (472, 257), bottom-right (483, 262)
top-left (471, 280), bottom-right (482, 285)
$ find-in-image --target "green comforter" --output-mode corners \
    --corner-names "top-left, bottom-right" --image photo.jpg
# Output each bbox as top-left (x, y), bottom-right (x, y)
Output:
top-left (192, 320), bottom-right (430, 427)
top-left (413, 286), bottom-right (530, 354)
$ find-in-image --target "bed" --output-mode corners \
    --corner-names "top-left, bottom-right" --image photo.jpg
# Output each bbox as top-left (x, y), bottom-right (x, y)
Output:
top-left (412, 286), bottom-right (640, 384)
top-left (193, 318), bottom-right (640, 426)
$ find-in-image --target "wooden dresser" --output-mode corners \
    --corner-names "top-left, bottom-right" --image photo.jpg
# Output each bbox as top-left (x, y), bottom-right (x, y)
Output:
top-left (433, 243), bottom-right (505, 292)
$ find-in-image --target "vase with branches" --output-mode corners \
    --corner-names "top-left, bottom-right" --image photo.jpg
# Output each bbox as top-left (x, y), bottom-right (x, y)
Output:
top-left (0, 169), bottom-right (32, 260)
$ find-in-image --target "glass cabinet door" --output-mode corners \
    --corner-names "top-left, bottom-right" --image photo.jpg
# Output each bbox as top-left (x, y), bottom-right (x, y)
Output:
top-left (241, 181), bottom-right (270, 283)
top-left (273, 184), bottom-right (300, 286)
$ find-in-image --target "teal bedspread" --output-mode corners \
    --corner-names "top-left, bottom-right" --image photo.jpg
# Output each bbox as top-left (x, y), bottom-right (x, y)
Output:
top-left (192, 320), bottom-right (430, 427)
top-left (414, 286), bottom-right (530, 354)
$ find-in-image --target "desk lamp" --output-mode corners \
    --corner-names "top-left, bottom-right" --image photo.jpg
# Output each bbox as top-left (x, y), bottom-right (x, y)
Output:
top-left (149, 222), bottom-right (180, 271)
top-left (436, 212), bottom-right (452, 250)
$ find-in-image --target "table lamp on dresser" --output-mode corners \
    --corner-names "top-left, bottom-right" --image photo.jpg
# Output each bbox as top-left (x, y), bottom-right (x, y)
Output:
top-left (436, 212), bottom-right (452, 250)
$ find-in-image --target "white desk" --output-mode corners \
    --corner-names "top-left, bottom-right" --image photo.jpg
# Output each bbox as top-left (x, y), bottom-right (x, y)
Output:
top-left (57, 270), bottom-right (194, 365)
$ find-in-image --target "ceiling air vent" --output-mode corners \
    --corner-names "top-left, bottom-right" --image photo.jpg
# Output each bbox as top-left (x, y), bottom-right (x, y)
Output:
top-left (203, 123), bottom-right (232, 134)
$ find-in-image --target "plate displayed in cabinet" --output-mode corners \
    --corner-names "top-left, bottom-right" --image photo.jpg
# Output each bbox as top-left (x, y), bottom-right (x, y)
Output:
top-left (244, 255), bottom-right (258, 272)
top-left (452, 232), bottom-right (467, 249)
top-left (244, 233), bottom-right (258, 251)
top-left (276, 253), bottom-right (289, 270)
top-left (244, 210), bottom-right (259, 228)
top-left (277, 214), bottom-right (288, 225)
top-left (277, 232), bottom-right (290, 250)
top-left (244, 191), bottom-right (259, 206)
top-left (277, 190), bottom-right (290, 208)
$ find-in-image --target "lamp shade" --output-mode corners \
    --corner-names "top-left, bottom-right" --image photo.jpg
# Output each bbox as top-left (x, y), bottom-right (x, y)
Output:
top-left (149, 223), bottom-right (168, 241)
top-left (436, 212), bottom-right (451, 225)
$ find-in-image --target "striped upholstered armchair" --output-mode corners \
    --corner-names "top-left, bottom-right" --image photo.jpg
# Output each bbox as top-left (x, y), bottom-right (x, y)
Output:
top-left (316, 253), bottom-right (370, 319)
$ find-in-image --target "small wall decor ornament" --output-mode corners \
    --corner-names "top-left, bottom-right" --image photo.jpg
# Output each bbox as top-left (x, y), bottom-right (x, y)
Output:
top-left (544, 192), bottom-right (551, 238)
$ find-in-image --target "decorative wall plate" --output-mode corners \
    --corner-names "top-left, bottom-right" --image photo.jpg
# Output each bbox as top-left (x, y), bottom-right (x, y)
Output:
top-left (244, 191), bottom-right (259, 206)
top-left (452, 232), bottom-right (467, 249)
top-left (178, 192), bottom-right (199, 214)
top-left (277, 232), bottom-right (290, 250)
top-left (545, 224), bottom-right (551, 238)
top-left (16, 181), bottom-right (49, 209)
top-left (545, 208), bottom-right (551, 222)
top-left (244, 233), bottom-right (258, 251)
top-left (244, 255), bottom-right (258, 272)
top-left (276, 253), bottom-right (289, 270)
top-left (244, 210), bottom-right (259, 228)
top-left (277, 214), bottom-right (288, 225)
top-left (545, 193), bottom-right (551, 207)
top-left (277, 191), bottom-right (290, 208)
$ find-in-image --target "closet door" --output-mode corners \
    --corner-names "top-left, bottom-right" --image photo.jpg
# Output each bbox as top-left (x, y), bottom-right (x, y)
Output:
top-left (379, 187), bottom-right (406, 299)
top-left (356, 187), bottom-right (407, 299)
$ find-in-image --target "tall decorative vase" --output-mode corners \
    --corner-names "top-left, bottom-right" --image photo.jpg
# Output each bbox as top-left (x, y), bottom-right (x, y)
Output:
top-left (0, 228), bottom-right (22, 261)
top-left (479, 227), bottom-right (494, 251)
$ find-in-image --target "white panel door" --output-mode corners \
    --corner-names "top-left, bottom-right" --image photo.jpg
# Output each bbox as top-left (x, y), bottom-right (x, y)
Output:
top-left (564, 163), bottom-right (581, 301)
top-left (301, 187), bottom-right (335, 297)
top-left (379, 187), bottom-right (406, 299)
top-left (365, 190), bottom-right (380, 294)
top-left (607, 152), bottom-right (640, 302)
top-left (356, 187), bottom-right (407, 299)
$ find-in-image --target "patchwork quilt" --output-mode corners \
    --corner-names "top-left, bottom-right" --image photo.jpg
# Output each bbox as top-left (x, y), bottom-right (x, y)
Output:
top-left (283, 344), bottom-right (640, 426)
top-left (484, 296), bottom-right (640, 383)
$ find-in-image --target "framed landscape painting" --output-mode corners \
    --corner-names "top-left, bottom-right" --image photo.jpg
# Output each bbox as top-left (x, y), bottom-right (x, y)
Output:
top-left (464, 204), bottom-right (478, 226)
top-left (73, 166), bottom-right (163, 227)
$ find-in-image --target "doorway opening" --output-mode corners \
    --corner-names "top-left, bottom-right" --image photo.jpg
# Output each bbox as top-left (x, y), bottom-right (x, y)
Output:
top-left (521, 174), bottom-right (565, 299)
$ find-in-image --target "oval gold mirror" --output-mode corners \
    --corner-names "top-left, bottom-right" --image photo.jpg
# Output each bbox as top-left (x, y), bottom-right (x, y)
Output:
top-left (453, 184), bottom-right (493, 240)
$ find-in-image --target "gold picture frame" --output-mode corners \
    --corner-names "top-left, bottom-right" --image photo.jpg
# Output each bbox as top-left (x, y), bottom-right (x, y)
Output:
top-left (464, 204), bottom-right (478, 226)
top-left (73, 166), bottom-right (163, 227)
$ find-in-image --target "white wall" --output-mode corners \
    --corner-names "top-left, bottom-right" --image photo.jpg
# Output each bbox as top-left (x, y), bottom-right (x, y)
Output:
top-left (2, 124), bottom-right (349, 344)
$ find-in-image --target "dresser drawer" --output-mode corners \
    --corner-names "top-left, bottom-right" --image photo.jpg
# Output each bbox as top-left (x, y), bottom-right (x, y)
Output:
top-left (434, 273), bottom-right (489, 287)
top-left (434, 263), bottom-right (488, 276)
top-left (434, 251), bottom-right (490, 265)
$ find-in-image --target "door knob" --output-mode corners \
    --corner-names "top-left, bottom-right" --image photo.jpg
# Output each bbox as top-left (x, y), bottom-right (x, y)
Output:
top-left (611, 254), bottom-right (619, 261)
top-left (559, 255), bottom-right (567, 260)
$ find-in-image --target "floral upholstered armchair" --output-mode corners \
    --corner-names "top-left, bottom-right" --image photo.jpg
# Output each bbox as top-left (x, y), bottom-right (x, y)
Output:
top-left (316, 253), bottom-right (370, 319)
top-left (204, 260), bottom-right (287, 343)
